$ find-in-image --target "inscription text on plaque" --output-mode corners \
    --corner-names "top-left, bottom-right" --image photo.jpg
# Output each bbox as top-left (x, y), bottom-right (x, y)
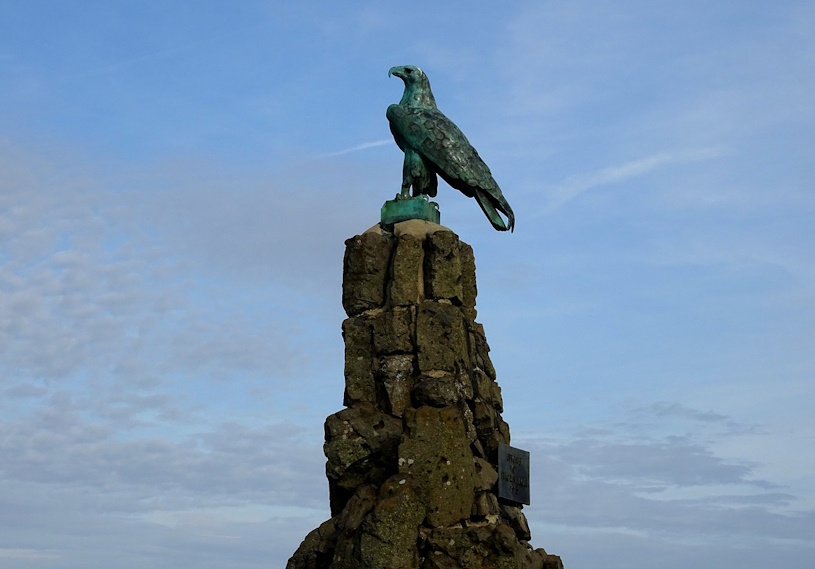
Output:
top-left (498, 442), bottom-right (530, 504)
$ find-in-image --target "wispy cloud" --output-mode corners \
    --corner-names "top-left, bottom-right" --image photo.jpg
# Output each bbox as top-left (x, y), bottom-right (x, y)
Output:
top-left (0, 548), bottom-right (59, 561)
top-left (514, 400), bottom-right (814, 553)
top-left (320, 139), bottom-right (392, 158)
top-left (54, 23), bottom-right (266, 85)
top-left (545, 147), bottom-right (725, 211)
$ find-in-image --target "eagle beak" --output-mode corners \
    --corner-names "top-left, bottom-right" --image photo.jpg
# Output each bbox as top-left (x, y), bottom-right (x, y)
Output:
top-left (388, 66), bottom-right (405, 79)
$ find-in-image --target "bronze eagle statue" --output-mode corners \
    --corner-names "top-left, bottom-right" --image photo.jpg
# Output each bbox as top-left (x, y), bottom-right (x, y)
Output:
top-left (387, 65), bottom-right (514, 232)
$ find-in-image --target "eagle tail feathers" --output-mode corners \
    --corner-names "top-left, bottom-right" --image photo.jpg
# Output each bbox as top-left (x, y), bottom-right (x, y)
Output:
top-left (474, 189), bottom-right (515, 232)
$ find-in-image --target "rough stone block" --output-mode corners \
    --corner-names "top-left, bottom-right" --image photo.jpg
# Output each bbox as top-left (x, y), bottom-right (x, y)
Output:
top-left (389, 233), bottom-right (425, 306)
top-left (423, 551), bottom-right (460, 569)
top-left (337, 484), bottom-right (377, 536)
top-left (322, 485), bottom-right (379, 569)
top-left (392, 219), bottom-right (446, 238)
top-left (473, 398), bottom-right (497, 431)
top-left (471, 368), bottom-right (504, 413)
top-left (539, 551), bottom-right (565, 569)
top-left (285, 517), bottom-right (338, 569)
top-left (424, 230), bottom-right (463, 303)
top-left (324, 404), bottom-right (402, 514)
top-left (358, 475), bottom-right (425, 569)
top-left (342, 317), bottom-right (375, 405)
top-left (459, 242), bottom-right (477, 321)
top-left (399, 406), bottom-right (476, 528)
top-left (342, 232), bottom-right (394, 316)
top-left (469, 322), bottom-right (496, 379)
top-left (491, 381), bottom-right (504, 413)
top-left (460, 400), bottom-right (478, 446)
top-left (427, 525), bottom-right (523, 569)
top-left (412, 370), bottom-right (474, 407)
top-left (501, 504), bottom-right (531, 541)
top-left (471, 437), bottom-right (487, 460)
top-left (472, 368), bottom-right (493, 402)
top-left (416, 302), bottom-right (467, 373)
top-left (473, 490), bottom-right (500, 519)
top-left (372, 306), bottom-right (414, 355)
top-left (473, 399), bottom-right (509, 463)
top-left (474, 457), bottom-right (499, 492)
top-left (498, 416), bottom-right (511, 446)
top-left (426, 527), bottom-right (487, 568)
top-left (377, 355), bottom-right (415, 417)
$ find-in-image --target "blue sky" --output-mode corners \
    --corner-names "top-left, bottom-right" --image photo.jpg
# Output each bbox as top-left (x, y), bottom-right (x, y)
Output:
top-left (1, 1), bottom-right (813, 567)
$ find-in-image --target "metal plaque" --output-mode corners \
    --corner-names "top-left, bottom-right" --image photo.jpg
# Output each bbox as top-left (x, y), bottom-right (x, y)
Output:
top-left (497, 442), bottom-right (530, 505)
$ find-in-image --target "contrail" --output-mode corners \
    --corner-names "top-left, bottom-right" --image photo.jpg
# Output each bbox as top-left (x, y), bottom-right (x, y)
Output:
top-left (321, 139), bottom-right (392, 158)
top-left (545, 147), bottom-right (725, 211)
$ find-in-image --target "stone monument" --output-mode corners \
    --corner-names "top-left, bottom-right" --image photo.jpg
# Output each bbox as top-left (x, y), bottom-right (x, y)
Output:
top-left (286, 219), bottom-right (563, 568)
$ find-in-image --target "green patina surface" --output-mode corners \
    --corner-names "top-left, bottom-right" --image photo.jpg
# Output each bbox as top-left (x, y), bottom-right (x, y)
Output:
top-left (380, 195), bottom-right (440, 227)
top-left (386, 65), bottom-right (515, 232)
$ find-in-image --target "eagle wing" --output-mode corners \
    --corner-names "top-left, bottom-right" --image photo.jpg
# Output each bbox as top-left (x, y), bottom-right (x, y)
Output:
top-left (387, 104), bottom-right (514, 231)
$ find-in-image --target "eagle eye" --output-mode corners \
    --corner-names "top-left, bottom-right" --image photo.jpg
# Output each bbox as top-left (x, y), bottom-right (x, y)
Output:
top-left (405, 68), bottom-right (413, 74)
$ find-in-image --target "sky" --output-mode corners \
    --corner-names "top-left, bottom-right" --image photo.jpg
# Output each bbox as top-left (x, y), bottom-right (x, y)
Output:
top-left (1, 1), bottom-right (813, 567)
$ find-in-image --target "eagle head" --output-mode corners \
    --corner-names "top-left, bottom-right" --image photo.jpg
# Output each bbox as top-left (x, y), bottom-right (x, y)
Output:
top-left (388, 65), bottom-right (436, 109)
top-left (388, 65), bottom-right (424, 82)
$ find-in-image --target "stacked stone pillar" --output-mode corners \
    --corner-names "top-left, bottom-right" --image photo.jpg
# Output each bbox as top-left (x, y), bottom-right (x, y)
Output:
top-left (287, 220), bottom-right (562, 569)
